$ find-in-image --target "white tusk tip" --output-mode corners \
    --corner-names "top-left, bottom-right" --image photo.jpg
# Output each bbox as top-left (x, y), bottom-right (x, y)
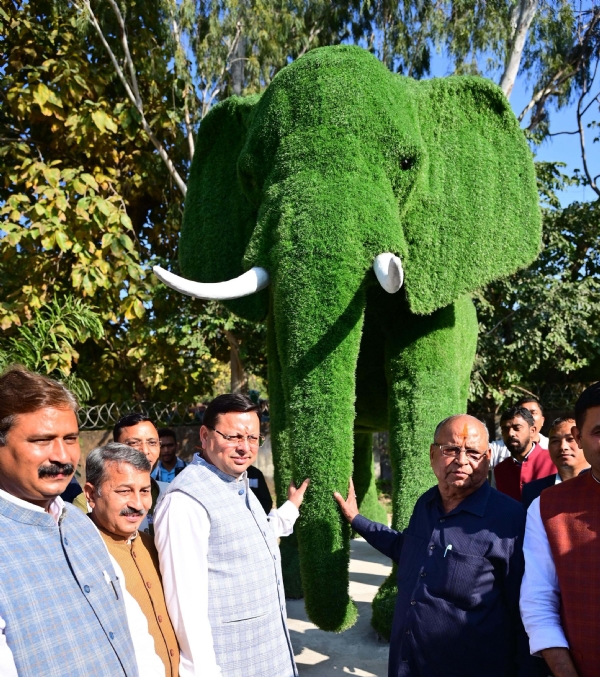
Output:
top-left (373, 253), bottom-right (404, 294)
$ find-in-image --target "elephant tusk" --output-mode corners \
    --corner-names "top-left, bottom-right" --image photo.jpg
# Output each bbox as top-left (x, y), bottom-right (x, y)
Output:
top-left (373, 253), bottom-right (404, 293)
top-left (153, 265), bottom-right (270, 300)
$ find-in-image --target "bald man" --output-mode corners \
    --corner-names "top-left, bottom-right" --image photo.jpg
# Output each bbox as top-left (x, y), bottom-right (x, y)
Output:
top-left (335, 415), bottom-right (539, 677)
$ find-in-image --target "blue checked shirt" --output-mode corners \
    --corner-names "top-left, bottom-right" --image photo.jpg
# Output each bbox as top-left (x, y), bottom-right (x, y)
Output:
top-left (353, 481), bottom-right (539, 677)
top-left (151, 457), bottom-right (187, 483)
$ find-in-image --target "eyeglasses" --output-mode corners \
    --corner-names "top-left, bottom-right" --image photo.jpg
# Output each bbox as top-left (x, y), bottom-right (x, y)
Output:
top-left (124, 438), bottom-right (160, 449)
top-left (208, 427), bottom-right (265, 447)
top-left (433, 443), bottom-right (487, 462)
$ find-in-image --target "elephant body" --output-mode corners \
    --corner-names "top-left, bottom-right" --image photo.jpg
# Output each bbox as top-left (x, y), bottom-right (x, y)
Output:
top-left (167, 45), bottom-right (541, 633)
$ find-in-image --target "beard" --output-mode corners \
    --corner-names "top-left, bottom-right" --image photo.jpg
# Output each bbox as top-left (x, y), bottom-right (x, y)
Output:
top-left (38, 462), bottom-right (75, 479)
top-left (506, 438), bottom-right (530, 457)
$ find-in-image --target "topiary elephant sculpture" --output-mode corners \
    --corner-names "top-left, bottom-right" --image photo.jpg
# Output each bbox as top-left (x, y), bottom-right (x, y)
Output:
top-left (155, 45), bottom-right (541, 634)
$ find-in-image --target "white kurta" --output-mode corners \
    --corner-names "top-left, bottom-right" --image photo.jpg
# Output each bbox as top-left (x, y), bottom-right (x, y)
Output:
top-left (520, 496), bottom-right (569, 656)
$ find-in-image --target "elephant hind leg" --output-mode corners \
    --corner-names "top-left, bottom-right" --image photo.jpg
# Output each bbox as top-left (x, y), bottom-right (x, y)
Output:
top-left (353, 432), bottom-right (388, 525)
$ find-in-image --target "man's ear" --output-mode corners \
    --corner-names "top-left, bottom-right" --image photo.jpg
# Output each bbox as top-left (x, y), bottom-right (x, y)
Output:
top-left (83, 482), bottom-right (96, 509)
top-left (402, 76), bottom-right (542, 315)
top-left (572, 425), bottom-right (582, 448)
top-left (179, 95), bottom-right (268, 322)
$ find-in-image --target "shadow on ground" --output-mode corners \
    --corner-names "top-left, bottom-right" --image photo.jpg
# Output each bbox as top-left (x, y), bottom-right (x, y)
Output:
top-left (287, 538), bottom-right (392, 677)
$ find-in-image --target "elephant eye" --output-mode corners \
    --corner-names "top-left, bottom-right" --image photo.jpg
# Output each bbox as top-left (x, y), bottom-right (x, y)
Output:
top-left (400, 157), bottom-right (415, 171)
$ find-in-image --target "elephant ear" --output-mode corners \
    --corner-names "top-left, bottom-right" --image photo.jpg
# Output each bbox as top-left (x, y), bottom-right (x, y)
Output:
top-left (179, 94), bottom-right (268, 322)
top-left (401, 76), bottom-right (541, 316)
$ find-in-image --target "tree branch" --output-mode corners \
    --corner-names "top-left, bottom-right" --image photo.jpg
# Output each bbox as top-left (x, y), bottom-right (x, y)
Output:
top-left (170, 7), bottom-right (195, 161)
top-left (73, 0), bottom-right (188, 197)
top-left (519, 7), bottom-right (600, 126)
top-left (577, 74), bottom-right (600, 198)
top-left (499, 0), bottom-right (538, 98)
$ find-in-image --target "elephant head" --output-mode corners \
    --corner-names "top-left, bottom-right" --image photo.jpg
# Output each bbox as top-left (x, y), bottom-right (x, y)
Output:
top-left (156, 45), bottom-right (541, 631)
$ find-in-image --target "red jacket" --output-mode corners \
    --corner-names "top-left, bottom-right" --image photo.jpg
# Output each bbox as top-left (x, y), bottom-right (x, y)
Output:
top-left (494, 442), bottom-right (554, 501)
top-left (540, 472), bottom-right (600, 677)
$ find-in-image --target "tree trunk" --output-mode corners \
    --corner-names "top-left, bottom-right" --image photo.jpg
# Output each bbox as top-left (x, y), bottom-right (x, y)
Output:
top-left (499, 0), bottom-right (538, 99)
top-left (232, 34), bottom-right (245, 96)
top-left (225, 330), bottom-right (247, 393)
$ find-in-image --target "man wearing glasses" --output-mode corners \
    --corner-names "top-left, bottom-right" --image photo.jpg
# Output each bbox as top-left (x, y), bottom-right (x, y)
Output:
top-left (335, 414), bottom-right (538, 677)
top-left (154, 394), bottom-right (309, 677)
top-left (113, 413), bottom-right (164, 535)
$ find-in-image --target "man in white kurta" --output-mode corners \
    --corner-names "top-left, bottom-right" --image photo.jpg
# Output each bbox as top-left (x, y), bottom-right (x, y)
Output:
top-left (154, 394), bottom-right (309, 677)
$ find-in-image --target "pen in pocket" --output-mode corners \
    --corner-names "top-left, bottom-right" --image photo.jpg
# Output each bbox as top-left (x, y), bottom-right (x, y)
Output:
top-left (103, 570), bottom-right (120, 600)
top-left (444, 544), bottom-right (453, 557)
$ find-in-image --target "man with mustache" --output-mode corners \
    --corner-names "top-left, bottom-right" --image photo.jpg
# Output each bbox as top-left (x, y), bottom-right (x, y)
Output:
top-left (0, 366), bottom-right (140, 677)
top-left (86, 443), bottom-right (179, 677)
top-left (494, 406), bottom-right (555, 501)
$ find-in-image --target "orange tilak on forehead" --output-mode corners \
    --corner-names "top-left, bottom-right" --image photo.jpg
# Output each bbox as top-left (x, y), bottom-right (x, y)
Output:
top-left (462, 423), bottom-right (469, 439)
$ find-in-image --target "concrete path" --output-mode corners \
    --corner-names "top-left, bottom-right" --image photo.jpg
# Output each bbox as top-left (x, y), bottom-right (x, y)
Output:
top-left (287, 538), bottom-right (392, 676)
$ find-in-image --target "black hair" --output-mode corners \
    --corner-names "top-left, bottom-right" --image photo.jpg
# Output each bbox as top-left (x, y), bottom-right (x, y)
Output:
top-left (86, 443), bottom-right (150, 492)
top-left (203, 393), bottom-right (260, 430)
top-left (113, 412), bottom-right (153, 442)
top-left (515, 395), bottom-right (544, 414)
top-left (548, 414), bottom-right (576, 433)
top-left (158, 427), bottom-right (176, 440)
top-left (574, 382), bottom-right (600, 431)
top-left (500, 406), bottom-right (535, 427)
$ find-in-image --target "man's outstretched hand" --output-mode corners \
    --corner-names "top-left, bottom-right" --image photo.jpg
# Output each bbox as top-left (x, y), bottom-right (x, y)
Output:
top-left (333, 478), bottom-right (359, 523)
top-left (288, 478), bottom-right (310, 509)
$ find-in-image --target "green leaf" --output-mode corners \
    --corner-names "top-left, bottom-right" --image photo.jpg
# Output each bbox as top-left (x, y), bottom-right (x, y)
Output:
top-left (80, 173), bottom-right (99, 191)
top-left (43, 167), bottom-right (61, 188)
top-left (91, 109), bottom-right (118, 134)
top-left (55, 230), bottom-right (71, 252)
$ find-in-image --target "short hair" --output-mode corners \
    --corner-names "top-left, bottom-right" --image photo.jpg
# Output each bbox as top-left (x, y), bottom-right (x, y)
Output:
top-left (433, 414), bottom-right (490, 444)
top-left (0, 365), bottom-right (78, 445)
top-left (113, 413), bottom-right (153, 442)
top-left (203, 394), bottom-right (260, 430)
top-left (500, 406), bottom-right (535, 427)
top-left (548, 414), bottom-right (575, 435)
top-left (516, 395), bottom-right (544, 414)
top-left (574, 382), bottom-right (600, 431)
top-left (158, 427), bottom-right (176, 440)
top-left (86, 442), bottom-right (150, 492)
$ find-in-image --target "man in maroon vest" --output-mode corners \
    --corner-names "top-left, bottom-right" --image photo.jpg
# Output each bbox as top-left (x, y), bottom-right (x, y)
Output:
top-left (495, 406), bottom-right (555, 500)
top-left (521, 381), bottom-right (600, 677)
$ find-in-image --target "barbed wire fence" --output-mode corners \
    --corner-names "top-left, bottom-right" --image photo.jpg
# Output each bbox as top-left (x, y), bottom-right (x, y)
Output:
top-left (78, 400), bottom-right (271, 431)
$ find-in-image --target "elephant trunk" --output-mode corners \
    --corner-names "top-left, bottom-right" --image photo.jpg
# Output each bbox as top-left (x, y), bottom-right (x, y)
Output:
top-left (260, 162), bottom-right (406, 631)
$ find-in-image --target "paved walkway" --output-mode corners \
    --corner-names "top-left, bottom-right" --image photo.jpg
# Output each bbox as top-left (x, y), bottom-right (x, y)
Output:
top-left (287, 538), bottom-right (392, 677)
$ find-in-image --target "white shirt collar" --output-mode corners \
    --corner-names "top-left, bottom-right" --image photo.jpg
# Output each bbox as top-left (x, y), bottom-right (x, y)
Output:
top-left (0, 488), bottom-right (64, 524)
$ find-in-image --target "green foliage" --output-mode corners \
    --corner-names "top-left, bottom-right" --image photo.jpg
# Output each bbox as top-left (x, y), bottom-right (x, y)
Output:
top-left (471, 163), bottom-right (600, 418)
top-left (0, 0), bottom-right (270, 402)
top-left (180, 45), bottom-right (539, 631)
top-left (0, 296), bottom-right (103, 402)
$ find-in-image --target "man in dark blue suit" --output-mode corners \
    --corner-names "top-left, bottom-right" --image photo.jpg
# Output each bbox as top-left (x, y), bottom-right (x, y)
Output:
top-left (335, 414), bottom-right (539, 677)
top-left (521, 416), bottom-right (590, 510)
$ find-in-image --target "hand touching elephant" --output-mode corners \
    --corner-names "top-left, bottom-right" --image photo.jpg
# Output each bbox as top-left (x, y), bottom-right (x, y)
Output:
top-left (155, 45), bottom-right (541, 633)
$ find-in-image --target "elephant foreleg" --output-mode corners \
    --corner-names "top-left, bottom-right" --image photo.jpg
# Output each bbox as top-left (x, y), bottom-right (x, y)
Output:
top-left (267, 311), bottom-right (304, 598)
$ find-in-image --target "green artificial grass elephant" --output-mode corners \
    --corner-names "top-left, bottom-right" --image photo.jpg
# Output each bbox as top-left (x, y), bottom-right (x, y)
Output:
top-left (155, 45), bottom-right (541, 635)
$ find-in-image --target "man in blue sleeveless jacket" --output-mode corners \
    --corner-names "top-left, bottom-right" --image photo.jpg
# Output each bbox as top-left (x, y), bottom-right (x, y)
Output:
top-left (0, 366), bottom-right (139, 677)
